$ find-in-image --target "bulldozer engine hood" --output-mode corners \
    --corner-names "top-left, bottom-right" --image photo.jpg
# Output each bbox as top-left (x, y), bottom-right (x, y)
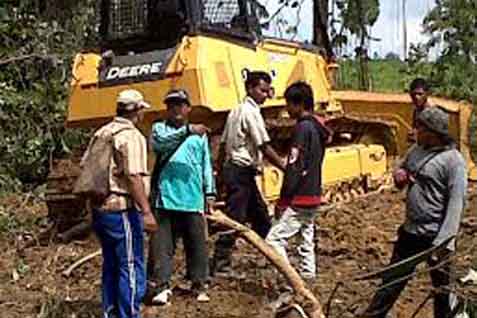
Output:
top-left (98, 48), bottom-right (177, 87)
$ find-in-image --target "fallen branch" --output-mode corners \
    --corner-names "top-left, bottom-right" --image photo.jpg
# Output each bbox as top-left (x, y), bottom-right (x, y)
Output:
top-left (207, 209), bottom-right (325, 318)
top-left (62, 249), bottom-right (101, 277)
top-left (410, 292), bottom-right (432, 318)
top-left (0, 54), bottom-right (56, 66)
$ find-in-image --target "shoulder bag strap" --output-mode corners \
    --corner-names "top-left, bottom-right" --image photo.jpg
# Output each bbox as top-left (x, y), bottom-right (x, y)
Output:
top-left (149, 134), bottom-right (189, 204)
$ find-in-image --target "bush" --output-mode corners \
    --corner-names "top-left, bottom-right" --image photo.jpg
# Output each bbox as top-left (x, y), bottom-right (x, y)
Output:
top-left (0, 1), bottom-right (96, 192)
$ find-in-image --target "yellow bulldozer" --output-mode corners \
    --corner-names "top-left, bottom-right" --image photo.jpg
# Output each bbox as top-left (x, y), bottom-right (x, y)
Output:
top-left (46, 0), bottom-right (476, 237)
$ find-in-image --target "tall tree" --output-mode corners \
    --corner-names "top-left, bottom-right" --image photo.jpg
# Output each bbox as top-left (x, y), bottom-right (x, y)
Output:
top-left (408, 0), bottom-right (477, 160)
top-left (313, 0), bottom-right (333, 57)
top-left (422, 0), bottom-right (477, 100)
top-left (313, 0), bottom-right (380, 59)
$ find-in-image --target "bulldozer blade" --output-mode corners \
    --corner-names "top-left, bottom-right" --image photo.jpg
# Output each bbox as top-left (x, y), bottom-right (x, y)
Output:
top-left (354, 236), bottom-right (454, 281)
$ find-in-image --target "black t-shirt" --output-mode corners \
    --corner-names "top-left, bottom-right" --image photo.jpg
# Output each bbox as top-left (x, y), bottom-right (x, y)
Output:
top-left (279, 115), bottom-right (328, 208)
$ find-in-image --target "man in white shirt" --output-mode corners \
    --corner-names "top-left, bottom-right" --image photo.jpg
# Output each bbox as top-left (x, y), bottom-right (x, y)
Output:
top-left (212, 71), bottom-right (285, 275)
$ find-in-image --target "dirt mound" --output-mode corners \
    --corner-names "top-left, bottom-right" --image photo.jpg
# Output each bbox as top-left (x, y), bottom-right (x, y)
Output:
top-left (0, 189), bottom-right (476, 318)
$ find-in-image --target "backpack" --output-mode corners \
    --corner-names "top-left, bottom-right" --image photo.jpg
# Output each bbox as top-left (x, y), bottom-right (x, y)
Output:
top-left (73, 127), bottom-right (132, 205)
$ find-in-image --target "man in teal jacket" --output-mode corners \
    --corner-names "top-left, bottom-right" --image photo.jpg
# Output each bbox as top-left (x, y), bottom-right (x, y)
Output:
top-left (148, 89), bottom-right (215, 305)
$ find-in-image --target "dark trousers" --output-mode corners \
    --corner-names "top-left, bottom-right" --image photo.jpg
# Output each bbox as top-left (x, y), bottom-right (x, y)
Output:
top-left (92, 208), bottom-right (145, 318)
top-left (148, 210), bottom-right (208, 289)
top-left (363, 227), bottom-right (452, 318)
top-left (213, 162), bottom-right (271, 263)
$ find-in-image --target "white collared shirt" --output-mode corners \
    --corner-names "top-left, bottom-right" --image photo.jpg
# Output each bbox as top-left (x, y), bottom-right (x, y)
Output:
top-left (220, 97), bottom-right (271, 167)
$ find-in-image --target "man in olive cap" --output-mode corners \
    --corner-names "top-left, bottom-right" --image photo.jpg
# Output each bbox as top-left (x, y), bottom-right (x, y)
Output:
top-left (362, 106), bottom-right (468, 318)
top-left (148, 89), bottom-right (214, 305)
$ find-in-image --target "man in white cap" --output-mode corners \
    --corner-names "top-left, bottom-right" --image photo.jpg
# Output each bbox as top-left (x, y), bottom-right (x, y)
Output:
top-left (90, 89), bottom-right (158, 318)
top-left (362, 106), bottom-right (468, 318)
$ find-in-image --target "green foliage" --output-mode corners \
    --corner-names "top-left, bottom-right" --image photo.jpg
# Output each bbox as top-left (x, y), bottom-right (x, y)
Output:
top-left (337, 0), bottom-right (379, 39)
top-left (406, 0), bottom-right (477, 102)
top-left (337, 59), bottom-right (408, 93)
top-left (0, 1), bottom-right (96, 191)
top-left (331, 0), bottom-right (380, 48)
top-left (404, 0), bottom-right (477, 160)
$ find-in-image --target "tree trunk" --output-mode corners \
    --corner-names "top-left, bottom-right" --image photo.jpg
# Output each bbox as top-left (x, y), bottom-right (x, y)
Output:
top-left (313, 0), bottom-right (333, 58)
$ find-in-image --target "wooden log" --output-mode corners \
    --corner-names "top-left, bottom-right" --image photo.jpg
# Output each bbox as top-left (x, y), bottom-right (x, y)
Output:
top-left (62, 249), bottom-right (101, 277)
top-left (207, 209), bottom-right (325, 318)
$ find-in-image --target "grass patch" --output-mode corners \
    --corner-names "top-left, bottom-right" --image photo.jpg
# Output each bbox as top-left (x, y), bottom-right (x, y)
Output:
top-left (0, 211), bottom-right (21, 234)
top-left (0, 195), bottom-right (45, 237)
top-left (337, 58), bottom-right (408, 93)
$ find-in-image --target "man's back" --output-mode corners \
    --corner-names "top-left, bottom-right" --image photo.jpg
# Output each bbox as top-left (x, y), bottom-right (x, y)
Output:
top-left (88, 117), bottom-right (148, 209)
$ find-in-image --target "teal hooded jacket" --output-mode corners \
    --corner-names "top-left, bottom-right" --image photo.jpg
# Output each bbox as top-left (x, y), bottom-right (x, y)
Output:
top-left (150, 121), bottom-right (216, 213)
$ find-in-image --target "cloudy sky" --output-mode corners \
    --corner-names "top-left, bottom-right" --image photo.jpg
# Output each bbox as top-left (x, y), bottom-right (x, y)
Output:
top-left (371, 0), bottom-right (435, 58)
top-left (261, 0), bottom-right (436, 59)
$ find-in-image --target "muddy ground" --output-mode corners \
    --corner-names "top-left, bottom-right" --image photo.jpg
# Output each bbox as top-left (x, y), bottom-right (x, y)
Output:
top-left (1, 188), bottom-right (476, 318)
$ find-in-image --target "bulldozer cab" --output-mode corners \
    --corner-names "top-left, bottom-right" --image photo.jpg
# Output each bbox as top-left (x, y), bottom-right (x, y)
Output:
top-left (99, 0), bottom-right (265, 51)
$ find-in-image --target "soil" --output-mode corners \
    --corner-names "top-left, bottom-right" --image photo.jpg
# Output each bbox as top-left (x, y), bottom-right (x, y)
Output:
top-left (1, 187), bottom-right (476, 318)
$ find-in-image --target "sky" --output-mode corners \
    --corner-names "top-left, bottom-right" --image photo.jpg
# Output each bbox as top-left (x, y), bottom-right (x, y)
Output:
top-left (370, 0), bottom-right (436, 58)
top-left (260, 0), bottom-right (436, 59)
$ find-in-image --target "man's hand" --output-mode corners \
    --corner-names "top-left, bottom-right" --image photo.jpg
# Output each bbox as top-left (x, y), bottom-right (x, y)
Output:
top-left (274, 205), bottom-right (286, 220)
top-left (281, 157), bottom-right (288, 170)
top-left (407, 130), bottom-right (416, 143)
top-left (189, 124), bottom-right (210, 135)
top-left (143, 208), bottom-right (159, 233)
top-left (393, 168), bottom-right (411, 189)
top-left (431, 247), bottom-right (452, 264)
top-left (206, 197), bottom-right (216, 215)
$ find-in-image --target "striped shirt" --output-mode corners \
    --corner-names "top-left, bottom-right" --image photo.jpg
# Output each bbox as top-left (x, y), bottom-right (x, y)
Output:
top-left (89, 117), bottom-right (149, 210)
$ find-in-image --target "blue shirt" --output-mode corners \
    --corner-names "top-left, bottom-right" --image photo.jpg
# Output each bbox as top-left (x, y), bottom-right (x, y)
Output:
top-left (151, 122), bottom-right (215, 213)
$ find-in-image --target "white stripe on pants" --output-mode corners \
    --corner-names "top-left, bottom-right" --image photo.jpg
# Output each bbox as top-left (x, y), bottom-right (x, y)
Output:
top-left (265, 206), bottom-right (316, 278)
top-left (121, 213), bottom-right (136, 317)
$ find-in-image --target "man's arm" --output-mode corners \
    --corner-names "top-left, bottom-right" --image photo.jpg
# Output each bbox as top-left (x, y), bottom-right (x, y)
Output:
top-left (127, 175), bottom-right (152, 215)
top-left (127, 175), bottom-right (158, 233)
top-left (433, 158), bottom-right (468, 250)
top-left (246, 110), bottom-right (285, 171)
top-left (215, 142), bottom-right (226, 172)
top-left (261, 144), bottom-right (286, 171)
top-left (151, 122), bottom-right (209, 155)
top-left (202, 137), bottom-right (216, 213)
top-left (116, 131), bottom-right (158, 232)
top-left (393, 144), bottom-right (416, 189)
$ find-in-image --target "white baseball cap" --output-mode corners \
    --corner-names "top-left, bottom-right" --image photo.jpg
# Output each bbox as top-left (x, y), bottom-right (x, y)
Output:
top-left (117, 89), bottom-right (151, 111)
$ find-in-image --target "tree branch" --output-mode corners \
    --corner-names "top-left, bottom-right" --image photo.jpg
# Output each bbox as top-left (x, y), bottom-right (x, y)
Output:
top-left (0, 54), bottom-right (55, 67)
top-left (207, 209), bottom-right (326, 318)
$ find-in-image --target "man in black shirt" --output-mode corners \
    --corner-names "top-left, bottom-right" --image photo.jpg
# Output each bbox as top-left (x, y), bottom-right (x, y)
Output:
top-left (265, 81), bottom-right (330, 280)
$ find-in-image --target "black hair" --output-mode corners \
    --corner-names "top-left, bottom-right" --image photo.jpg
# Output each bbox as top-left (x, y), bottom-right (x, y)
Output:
top-left (245, 71), bottom-right (272, 90)
top-left (116, 102), bottom-right (132, 117)
top-left (409, 78), bottom-right (430, 92)
top-left (284, 81), bottom-right (314, 110)
top-left (165, 97), bottom-right (190, 108)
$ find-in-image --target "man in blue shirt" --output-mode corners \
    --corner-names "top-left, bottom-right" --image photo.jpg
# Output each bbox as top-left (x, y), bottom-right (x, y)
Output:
top-left (148, 89), bottom-right (215, 305)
